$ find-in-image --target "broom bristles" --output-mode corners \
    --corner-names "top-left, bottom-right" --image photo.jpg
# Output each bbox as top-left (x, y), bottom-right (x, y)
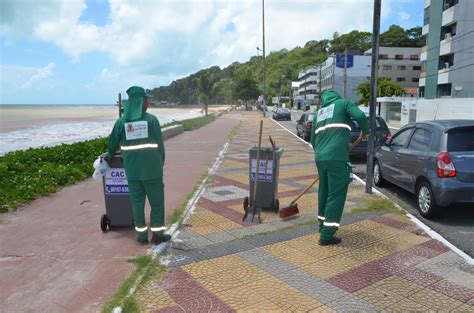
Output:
top-left (279, 205), bottom-right (299, 219)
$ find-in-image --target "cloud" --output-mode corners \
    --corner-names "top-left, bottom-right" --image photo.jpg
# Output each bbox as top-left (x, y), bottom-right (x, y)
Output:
top-left (21, 62), bottom-right (56, 89)
top-left (1, 0), bottom-right (408, 91)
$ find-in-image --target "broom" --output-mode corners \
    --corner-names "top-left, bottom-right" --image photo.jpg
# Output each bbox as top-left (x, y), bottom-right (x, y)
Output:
top-left (279, 132), bottom-right (364, 219)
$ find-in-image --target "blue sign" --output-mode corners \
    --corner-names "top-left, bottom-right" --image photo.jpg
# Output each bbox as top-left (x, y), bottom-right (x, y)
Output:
top-left (336, 54), bottom-right (354, 68)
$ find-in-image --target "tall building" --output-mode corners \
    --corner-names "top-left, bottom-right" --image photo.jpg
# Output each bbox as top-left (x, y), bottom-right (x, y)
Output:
top-left (364, 46), bottom-right (422, 95)
top-left (294, 55), bottom-right (371, 107)
top-left (420, 0), bottom-right (474, 98)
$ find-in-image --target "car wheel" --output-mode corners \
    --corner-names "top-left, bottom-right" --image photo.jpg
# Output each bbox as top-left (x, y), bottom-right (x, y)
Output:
top-left (373, 160), bottom-right (386, 187)
top-left (417, 181), bottom-right (438, 218)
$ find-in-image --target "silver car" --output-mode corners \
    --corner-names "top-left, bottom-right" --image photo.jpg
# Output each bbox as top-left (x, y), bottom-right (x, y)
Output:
top-left (373, 120), bottom-right (474, 218)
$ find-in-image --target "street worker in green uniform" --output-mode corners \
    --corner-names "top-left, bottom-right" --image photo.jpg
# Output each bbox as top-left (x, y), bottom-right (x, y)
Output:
top-left (107, 86), bottom-right (171, 245)
top-left (311, 89), bottom-right (369, 246)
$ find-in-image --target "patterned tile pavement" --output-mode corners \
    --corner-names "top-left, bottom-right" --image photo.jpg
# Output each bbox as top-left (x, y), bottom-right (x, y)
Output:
top-left (135, 112), bottom-right (474, 312)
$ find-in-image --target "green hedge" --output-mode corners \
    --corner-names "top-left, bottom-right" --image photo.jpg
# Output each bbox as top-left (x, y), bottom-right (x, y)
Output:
top-left (0, 114), bottom-right (219, 212)
top-left (0, 138), bottom-right (108, 212)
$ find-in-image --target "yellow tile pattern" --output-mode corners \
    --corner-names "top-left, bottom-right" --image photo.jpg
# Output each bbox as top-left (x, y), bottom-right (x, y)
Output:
top-left (407, 287), bottom-right (465, 311)
top-left (186, 208), bottom-right (242, 235)
top-left (355, 285), bottom-right (404, 309)
top-left (135, 284), bottom-right (175, 312)
top-left (371, 276), bottom-right (426, 298)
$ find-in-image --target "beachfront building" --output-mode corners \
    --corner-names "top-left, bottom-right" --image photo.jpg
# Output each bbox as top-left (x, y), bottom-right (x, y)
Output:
top-left (364, 46), bottom-right (422, 96)
top-left (295, 55), bottom-right (371, 107)
top-left (412, 0), bottom-right (474, 122)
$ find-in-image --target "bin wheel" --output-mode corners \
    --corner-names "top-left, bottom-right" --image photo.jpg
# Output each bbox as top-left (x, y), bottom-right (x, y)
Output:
top-left (243, 196), bottom-right (249, 212)
top-left (101, 214), bottom-right (109, 232)
top-left (274, 199), bottom-right (280, 213)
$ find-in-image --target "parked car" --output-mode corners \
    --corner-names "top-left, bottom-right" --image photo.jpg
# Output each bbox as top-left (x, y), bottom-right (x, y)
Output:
top-left (373, 120), bottom-right (474, 218)
top-left (350, 115), bottom-right (391, 156)
top-left (273, 108), bottom-right (291, 121)
top-left (296, 111), bottom-right (315, 141)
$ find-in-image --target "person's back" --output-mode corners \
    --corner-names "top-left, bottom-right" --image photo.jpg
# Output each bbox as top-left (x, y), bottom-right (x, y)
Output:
top-left (311, 90), bottom-right (368, 161)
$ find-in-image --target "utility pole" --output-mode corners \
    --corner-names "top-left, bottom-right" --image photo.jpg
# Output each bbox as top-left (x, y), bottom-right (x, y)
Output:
top-left (118, 93), bottom-right (122, 117)
top-left (318, 63), bottom-right (323, 110)
top-left (366, 0), bottom-right (381, 194)
top-left (262, 0), bottom-right (267, 107)
top-left (343, 46), bottom-right (348, 98)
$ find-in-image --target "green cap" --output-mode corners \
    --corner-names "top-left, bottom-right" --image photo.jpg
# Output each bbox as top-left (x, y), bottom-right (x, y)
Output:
top-left (124, 86), bottom-right (153, 121)
top-left (126, 86), bottom-right (154, 99)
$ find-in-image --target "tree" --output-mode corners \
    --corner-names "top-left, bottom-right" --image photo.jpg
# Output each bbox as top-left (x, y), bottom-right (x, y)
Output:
top-left (355, 77), bottom-right (405, 105)
top-left (231, 67), bottom-right (260, 103)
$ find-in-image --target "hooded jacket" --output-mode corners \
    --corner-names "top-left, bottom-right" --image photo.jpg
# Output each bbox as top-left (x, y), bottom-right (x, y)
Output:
top-left (310, 90), bottom-right (369, 162)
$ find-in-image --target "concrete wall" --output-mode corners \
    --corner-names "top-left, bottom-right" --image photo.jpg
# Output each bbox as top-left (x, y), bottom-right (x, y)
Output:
top-left (415, 98), bottom-right (474, 121)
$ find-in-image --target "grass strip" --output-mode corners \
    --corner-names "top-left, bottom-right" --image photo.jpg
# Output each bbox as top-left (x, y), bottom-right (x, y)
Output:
top-left (0, 114), bottom-right (220, 213)
top-left (101, 255), bottom-right (166, 313)
top-left (349, 195), bottom-right (402, 215)
top-left (164, 114), bottom-right (217, 131)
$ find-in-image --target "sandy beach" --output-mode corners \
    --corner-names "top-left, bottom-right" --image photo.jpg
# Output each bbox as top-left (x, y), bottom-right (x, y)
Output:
top-left (0, 105), bottom-right (227, 155)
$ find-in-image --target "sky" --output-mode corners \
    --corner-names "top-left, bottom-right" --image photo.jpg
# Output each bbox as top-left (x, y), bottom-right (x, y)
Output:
top-left (0, 0), bottom-right (424, 105)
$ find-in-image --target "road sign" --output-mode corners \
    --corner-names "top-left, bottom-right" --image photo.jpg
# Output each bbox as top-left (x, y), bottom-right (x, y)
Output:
top-left (336, 54), bottom-right (354, 68)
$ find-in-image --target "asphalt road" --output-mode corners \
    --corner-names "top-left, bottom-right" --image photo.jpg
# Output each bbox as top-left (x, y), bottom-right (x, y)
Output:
top-left (272, 110), bottom-right (474, 258)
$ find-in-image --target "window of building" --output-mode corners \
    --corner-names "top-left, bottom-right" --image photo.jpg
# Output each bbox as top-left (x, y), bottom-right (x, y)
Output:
top-left (379, 54), bottom-right (388, 60)
top-left (437, 83), bottom-right (452, 97)
top-left (397, 77), bottom-right (406, 82)
top-left (413, 66), bottom-right (422, 71)
top-left (382, 65), bottom-right (392, 70)
top-left (439, 53), bottom-right (454, 70)
top-left (397, 65), bottom-right (407, 70)
top-left (410, 55), bottom-right (420, 60)
top-left (412, 78), bottom-right (420, 83)
top-left (395, 54), bottom-right (403, 60)
top-left (424, 7), bottom-right (430, 25)
top-left (419, 86), bottom-right (425, 97)
top-left (441, 22), bottom-right (457, 40)
top-left (443, 0), bottom-right (459, 11)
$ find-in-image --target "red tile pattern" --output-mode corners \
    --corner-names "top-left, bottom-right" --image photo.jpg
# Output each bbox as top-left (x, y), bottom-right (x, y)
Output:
top-left (157, 268), bottom-right (233, 312)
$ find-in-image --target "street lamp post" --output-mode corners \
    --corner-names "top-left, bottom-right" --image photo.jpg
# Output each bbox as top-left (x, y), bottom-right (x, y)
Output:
top-left (262, 0), bottom-right (266, 107)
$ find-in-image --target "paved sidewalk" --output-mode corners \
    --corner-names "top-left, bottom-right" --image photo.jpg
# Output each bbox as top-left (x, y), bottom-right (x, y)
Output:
top-left (137, 111), bottom-right (474, 312)
top-left (0, 113), bottom-right (240, 312)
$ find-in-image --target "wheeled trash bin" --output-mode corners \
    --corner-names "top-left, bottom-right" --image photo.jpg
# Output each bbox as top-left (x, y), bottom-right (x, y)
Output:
top-left (244, 146), bottom-right (284, 213)
top-left (100, 155), bottom-right (134, 231)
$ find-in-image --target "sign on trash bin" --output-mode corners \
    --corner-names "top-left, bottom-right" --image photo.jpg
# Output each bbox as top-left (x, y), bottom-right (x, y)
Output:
top-left (250, 159), bottom-right (273, 182)
top-left (104, 168), bottom-right (129, 195)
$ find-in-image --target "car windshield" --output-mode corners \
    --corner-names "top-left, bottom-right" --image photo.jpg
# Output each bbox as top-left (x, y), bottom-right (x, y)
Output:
top-left (350, 117), bottom-right (385, 131)
top-left (447, 127), bottom-right (474, 152)
top-left (278, 108), bottom-right (289, 113)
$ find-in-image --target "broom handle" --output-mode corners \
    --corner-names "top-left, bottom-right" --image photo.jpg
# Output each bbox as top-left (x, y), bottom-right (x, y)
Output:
top-left (290, 177), bottom-right (319, 205)
top-left (290, 132), bottom-right (364, 205)
top-left (252, 120), bottom-right (264, 205)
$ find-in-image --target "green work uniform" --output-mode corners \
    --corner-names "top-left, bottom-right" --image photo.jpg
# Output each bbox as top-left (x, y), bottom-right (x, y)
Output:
top-left (311, 90), bottom-right (369, 241)
top-left (107, 106), bottom-right (166, 241)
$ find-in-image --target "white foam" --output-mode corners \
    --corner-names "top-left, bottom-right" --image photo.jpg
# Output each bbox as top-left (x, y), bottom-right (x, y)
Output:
top-left (0, 110), bottom-right (203, 156)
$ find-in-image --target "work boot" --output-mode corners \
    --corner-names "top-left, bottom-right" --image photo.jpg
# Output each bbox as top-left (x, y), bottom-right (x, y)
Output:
top-left (151, 232), bottom-right (171, 245)
top-left (137, 232), bottom-right (149, 245)
top-left (319, 236), bottom-right (342, 246)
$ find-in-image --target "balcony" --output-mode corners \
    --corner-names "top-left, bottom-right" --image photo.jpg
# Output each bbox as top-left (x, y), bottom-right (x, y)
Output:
top-left (420, 46), bottom-right (427, 61)
top-left (442, 4), bottom-right (456, 26)
top-left (422, 24), bottom-right (429, 36)
top-left (438, 68), bottom-right (450, 84)
top-left (419, 77), bottom-right (426, 87)
top-left (439, 37), bottom-right (452, 56)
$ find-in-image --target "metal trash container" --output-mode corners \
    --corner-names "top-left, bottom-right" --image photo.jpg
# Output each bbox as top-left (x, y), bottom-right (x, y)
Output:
top-left (100, 155), bottom-right (134, 231)
top-left (244, 146), bottom-right (284, 213)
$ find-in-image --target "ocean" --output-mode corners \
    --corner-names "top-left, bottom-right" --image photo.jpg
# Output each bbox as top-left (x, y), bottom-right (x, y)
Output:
top-left (0, 105), bottom-right (207, 156)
